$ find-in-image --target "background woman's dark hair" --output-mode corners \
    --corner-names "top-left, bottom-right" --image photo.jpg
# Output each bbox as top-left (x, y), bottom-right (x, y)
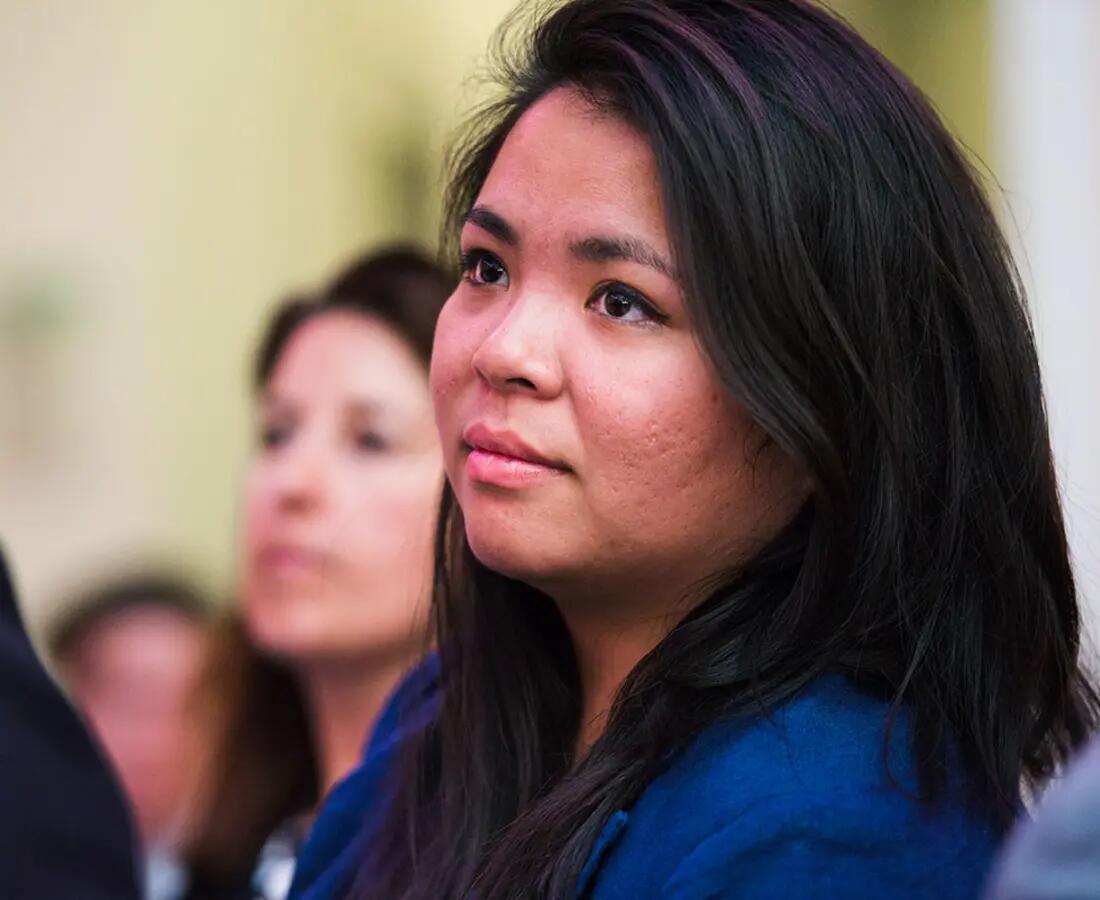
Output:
top-left (48, 572), bottom-right (211, 666)
top-left (185, 246), bottom-right (452, 893)
top-left (358, 2), bottom-right (1100, 897)
top-left (254, 245), bottom-right (452, 385)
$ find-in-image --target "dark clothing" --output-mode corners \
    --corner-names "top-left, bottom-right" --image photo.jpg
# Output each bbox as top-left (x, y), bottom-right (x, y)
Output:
top-left (0, 549), bottom-right (140, 899)
top-left (292, 656), bottom-right (1003, 899)
top-left (185, 818), bottom-right (309, 900)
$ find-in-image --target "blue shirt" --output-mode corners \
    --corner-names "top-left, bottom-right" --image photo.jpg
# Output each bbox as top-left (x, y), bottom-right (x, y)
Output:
top-left (290, 658), bottom-right (1002, 899)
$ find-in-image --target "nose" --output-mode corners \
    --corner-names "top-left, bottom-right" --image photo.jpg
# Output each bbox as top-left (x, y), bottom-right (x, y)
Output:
top-left (471, 293), bottom-right (564, 399)
top-left (269, 432), bottom-right (330, 513)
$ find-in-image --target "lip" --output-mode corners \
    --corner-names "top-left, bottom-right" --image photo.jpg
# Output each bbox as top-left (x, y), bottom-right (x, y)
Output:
top-left (255, 542), bottom-right (329, 577)
top-left (461, 422), bottom-right (569, 488)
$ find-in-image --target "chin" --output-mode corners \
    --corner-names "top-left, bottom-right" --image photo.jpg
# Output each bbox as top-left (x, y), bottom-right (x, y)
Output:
top-left (462, 515), bottom-right (579, 588)
top-left (251, 624), bottom-right (354, 666)
top-left (244, 615), bottom-right (305, 662)
top-left (242, 598), bottom-right (316, 660)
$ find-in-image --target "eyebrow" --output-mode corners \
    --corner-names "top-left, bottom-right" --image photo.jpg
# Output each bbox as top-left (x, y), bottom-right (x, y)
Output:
top-left (568, 235), bottom-right (676, 280)
top-left (261, 393), bottom-right (383, 417)
top-left (464, 205), bottom-right (518, 246)
top-left (463, 204), bottom-right (676, 280)
top-left (345, 399), bottom-right (389, 422)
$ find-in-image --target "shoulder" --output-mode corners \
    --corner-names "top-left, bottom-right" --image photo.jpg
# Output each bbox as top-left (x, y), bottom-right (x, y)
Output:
top-left (0, 549), bottom-right (141, 899)
top-left (289, 654), bottom-right (439, 900)
top-left (588, 676), bottom-right (1001, 900)
top-left (631, 675), bottom-right (948, 836)
top-left (987, 736), bottom-right (1100, 899)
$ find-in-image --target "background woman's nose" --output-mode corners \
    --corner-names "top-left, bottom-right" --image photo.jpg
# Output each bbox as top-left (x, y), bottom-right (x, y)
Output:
top-left (271, 436), bottom-right (329, 512)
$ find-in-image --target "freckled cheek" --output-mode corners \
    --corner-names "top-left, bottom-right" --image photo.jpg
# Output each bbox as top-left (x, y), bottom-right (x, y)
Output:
top-left (576, 378), bottom-right (722, 486)
top-left (429, 352), bottom-right (460, 425)
top-left (430, 308), bottom-right (486, 462)
top-left (431, 314), bottom-right (470, 399)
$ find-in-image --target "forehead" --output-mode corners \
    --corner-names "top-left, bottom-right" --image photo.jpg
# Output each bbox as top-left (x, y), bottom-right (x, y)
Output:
top-left (267, 311), bottom-right (428, 401)
top-left (73, 608), bottom-right (205, 667)
top-left (476, 87), bottom-right (667, 245)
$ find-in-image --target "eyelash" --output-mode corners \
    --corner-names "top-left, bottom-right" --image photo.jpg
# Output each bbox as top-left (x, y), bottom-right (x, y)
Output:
top-left (587, 282), bottom-right (666, 326)
top-left (459, 247), bottom-right (666, 327)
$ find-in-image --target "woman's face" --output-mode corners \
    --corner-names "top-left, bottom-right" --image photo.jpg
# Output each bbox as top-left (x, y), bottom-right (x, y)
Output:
top-left (431, 87), bottom-right (806, 612)
top-left (242, 311), bottom-right (441, 664)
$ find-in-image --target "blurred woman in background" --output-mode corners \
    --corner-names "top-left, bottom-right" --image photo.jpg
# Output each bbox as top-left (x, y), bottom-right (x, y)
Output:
top-left (185, 248), bottom-right (449, 900)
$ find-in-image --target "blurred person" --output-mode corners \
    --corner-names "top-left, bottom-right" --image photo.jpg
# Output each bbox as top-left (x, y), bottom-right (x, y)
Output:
top-left (0, 548), bottom-right (140, 899)
top-left (985, 734), bottom-right (1100, 898)
top-left (49, 572), bottom-right (214, 900)
top-left (183, 247), bottom-right (449, 900)
top-left (288, 2), bottom-right (1099, 899)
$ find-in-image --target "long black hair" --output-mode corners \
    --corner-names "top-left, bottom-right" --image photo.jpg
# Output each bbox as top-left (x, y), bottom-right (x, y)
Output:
top-left (357, 1), bottom-right (1098, 896)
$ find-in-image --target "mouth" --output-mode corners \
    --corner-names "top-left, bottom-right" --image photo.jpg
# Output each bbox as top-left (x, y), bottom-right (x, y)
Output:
top-left (461, 422), bottom-right (570, 488)
top-left (255, 542), bottom-right (329, 578)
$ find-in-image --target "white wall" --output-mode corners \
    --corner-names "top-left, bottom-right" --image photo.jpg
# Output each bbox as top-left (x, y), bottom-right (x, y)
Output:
top-left (993, 0), bottom-right (1100, 652)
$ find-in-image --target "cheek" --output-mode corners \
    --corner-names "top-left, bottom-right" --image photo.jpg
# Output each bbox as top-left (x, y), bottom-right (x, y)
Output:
top-left (430, 298), bottom-right (489, 462)
top-left (335, 463), bottom-right (439, 567)
top-left (330, 455), bottom-right (442, 589)
top-left (575, 359), bottom-right (757, 535)
top-left (429, 302), bottom-right (469, 415)
top-left (239, 468), bottom-right (274, 590)
top-left (241, 461), bottom-right (281, 536)
top-left (579, 362), bottom-right (730, 486)
top-left (327, 462), bottom-right (439, 641)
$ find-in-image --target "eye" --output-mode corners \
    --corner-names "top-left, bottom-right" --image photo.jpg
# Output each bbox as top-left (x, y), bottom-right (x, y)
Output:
top-left (460, 248), bottom-right (509, 288)
top-left (588, 283), bottom-right (664, 325)
top-left (260, 422), bottom-right (292, 450)
top-left (353, 430), bottom-right (389, 453)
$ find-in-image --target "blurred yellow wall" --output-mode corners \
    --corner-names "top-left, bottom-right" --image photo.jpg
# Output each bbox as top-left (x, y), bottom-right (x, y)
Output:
top-left (1, 1), bottom-right (998, 631)
top-left (834, 0), bottom-right (991, 167)
top-left (0, 0), bottom-right (518, 627)
top-left (132, 1), bottom-right (521, 614)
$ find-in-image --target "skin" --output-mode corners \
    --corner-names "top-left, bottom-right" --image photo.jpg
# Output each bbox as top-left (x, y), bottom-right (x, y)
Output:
top-left (430, 87), bottom-right (808, 746)
top-left (241, 310), bottom-right (441, 787)
top-left (65, 608), bottom-right (209, 846)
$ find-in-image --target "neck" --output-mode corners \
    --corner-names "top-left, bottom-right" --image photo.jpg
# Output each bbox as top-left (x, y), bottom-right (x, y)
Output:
top-left (298, 653), bottom-right (412, 796)
top-left (554, 580), bottom-right (690, 758)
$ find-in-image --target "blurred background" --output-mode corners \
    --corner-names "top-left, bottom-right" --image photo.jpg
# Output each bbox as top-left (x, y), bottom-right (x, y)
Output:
top-left (1, 0), bottom-right (1097, 649)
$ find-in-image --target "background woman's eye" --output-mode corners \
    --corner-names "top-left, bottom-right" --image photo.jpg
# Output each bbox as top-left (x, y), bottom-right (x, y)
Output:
top-left (461, 249), bottom-right (509, 287)
top-left (260, 424), bottom-right (292, 449)
top-left (591, 284), bottom-right (662, 324)
top-left (353, 430), bottom-right (389, 453)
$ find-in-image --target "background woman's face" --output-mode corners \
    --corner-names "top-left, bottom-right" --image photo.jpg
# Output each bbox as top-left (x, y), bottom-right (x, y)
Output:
top-left (431, 88), bottom-right (806, 610)
top-left (242, 311), bottom-right (441, 664)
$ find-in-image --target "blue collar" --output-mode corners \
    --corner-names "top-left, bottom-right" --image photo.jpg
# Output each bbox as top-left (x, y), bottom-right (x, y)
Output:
top-left (574, 810), bottom-right (630, 899)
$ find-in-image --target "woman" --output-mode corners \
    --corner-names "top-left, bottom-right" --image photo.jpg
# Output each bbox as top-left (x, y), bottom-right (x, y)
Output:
top-left (291, 2), bottom-right (1098, 898)
top-left (185, 248), bottom-right (448, 899)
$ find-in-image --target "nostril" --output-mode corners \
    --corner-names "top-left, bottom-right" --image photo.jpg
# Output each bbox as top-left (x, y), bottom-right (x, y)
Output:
top-left (506, 376), bottom-right (538, 391)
